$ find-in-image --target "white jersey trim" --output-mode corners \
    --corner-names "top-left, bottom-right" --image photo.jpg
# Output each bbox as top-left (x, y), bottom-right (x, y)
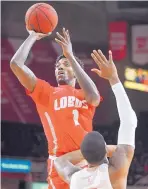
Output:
top-left (45, 112), bottom-right (58, 189)
top-left (45, 112), bottom-right (58, 155)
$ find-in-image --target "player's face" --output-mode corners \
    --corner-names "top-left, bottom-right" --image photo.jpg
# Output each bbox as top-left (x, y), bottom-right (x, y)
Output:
top-left (55, 58), bottom-right (75, 85)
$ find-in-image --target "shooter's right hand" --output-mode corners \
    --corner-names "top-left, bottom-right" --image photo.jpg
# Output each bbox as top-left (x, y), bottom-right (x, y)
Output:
top-left (26, 27), bottom-right (52, 40)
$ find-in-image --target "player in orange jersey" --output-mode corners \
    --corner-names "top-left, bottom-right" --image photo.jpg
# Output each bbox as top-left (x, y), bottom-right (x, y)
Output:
top-left (10, 28), bottom-right (100, 189)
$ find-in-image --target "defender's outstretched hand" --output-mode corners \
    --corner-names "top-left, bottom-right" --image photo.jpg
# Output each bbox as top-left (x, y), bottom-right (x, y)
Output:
top-left (91, 50), bottom-right (118, 81)
top-left (55, 28), bottom-right (73, 57)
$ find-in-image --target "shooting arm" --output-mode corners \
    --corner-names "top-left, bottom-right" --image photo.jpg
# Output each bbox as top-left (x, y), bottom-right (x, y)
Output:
top-left (10, 32), bottom-right (37, 92)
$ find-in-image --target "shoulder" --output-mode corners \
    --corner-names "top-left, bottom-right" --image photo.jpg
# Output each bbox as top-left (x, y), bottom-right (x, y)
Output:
top-left (26, 78), bottom-right (54, 100)
top-left (70, 172), bottom-right (78, 185)
top-left (70, 172), bottom-right (79, 189)
top-left (36, 78), bottom-right (54, 89)
top-left (72, 168), bottom-right (86, 180)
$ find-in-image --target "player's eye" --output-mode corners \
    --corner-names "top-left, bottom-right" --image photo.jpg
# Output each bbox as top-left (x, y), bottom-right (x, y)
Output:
top-left (64, 62), bottom-right (70, 67)
top-left (55, 64), bottom-right (59, 68)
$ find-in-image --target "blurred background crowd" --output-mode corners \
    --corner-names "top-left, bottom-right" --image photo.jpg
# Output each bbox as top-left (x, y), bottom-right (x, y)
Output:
top-left (1, 1), bottom-right (148, 189)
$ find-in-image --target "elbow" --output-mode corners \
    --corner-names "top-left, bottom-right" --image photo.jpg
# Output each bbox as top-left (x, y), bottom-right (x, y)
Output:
top-left (54, 157), bottom-right (61, 165)
top-left (10, 59), bottom-right (17, 70)
top-left (54, 158), bottom-right (62, 174)
top-left (54, 157), bottom-right (65, 170)
top-left (128, 109), bottom-right (137, 127)
top-left (10, 59), bottom-right (20, 73)
top-left (132, 110), bottom-right (138, 127)
top-left (54, 159), bottom-right (67, 182)
top-left (86, 92), bottom-right (100, 107)
top-left (54, 158), bottom-right (61, 168)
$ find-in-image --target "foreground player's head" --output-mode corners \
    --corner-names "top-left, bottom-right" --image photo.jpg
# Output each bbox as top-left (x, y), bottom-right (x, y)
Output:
top-left (81, 131), bottom-right (107, 166)
top-left (55, 55), bottom-right (84, 86)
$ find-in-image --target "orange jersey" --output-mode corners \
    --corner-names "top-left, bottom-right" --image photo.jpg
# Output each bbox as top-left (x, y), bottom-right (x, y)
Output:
top-left (26, 78), bottom-right (96, 156)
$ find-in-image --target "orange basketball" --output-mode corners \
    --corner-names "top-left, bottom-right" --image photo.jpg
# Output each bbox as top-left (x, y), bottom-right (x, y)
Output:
top-left (25, 3), bottom-right (58, 34)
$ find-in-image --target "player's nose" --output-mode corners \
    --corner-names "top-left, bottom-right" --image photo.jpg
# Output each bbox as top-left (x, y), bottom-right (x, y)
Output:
top-left (57, 67), bottom-right (64, 73)
top-left (58, 65), bottom-right (64, 70)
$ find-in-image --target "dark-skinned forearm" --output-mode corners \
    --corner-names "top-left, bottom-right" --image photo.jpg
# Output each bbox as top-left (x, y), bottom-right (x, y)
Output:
top-left (10, 33), bottom-right (37, 66)
top-left (67, 54), bottom-right (100, 106)
top-left (54, 159), bottom-right (81, 184)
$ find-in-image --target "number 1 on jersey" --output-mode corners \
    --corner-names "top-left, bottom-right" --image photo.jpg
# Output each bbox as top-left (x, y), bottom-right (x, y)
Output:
top-left (72, 109), bottom-right (79, 126)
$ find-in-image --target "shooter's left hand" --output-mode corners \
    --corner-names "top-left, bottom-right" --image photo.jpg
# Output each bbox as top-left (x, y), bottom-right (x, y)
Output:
top-left (55, 28), bottom-right (73, 57)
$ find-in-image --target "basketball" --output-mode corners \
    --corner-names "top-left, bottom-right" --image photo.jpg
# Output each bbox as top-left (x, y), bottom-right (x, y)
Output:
top-left (25, 3), bottom-right (58, 34)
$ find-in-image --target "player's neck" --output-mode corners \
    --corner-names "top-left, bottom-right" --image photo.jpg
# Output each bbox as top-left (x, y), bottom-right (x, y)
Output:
top-left (58, 79), bottom-right (76, 88)
top-left (59, 80), bottom-right (76, 88)
top-left (88, 157), bottom-right (108, 168)
top-left (87, 165), bottom-right (98, 171)
top-left (88, 163), bottom-right (98, 168)
top-left (68, 79), bottom-right (76, 87)
top-left (58, 83), bottom-right (75, 88)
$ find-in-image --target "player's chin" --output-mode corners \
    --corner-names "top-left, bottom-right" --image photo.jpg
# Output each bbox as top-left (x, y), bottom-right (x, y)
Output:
top-left (57, 78), bottom-right (67, 85)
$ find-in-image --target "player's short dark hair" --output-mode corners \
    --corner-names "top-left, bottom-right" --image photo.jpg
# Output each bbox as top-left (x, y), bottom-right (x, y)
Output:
top-left (55, 54), bottom-right (84, 70)
top-left (80, 131), bottom-right (107, 165)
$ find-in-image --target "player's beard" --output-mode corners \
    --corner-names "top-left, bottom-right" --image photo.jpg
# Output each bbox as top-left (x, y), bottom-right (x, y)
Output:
top-left (57, 74), bottom-right (69, 85)
top-left (58, 79), bottom-right (68, 85)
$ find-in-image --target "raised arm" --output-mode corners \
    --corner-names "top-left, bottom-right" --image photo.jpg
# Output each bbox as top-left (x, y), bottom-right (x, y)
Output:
top-left (91, 50), bottom-right (137, 175)
top-left (55, 28), bottom-right (100, 107)
top-left (10, 31), bottom-right (49, 92)
top-left (108, 77), bottom-right (137, 177)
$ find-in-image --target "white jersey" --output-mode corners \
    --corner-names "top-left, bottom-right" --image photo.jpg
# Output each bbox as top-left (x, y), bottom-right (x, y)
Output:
top-left (70, 164), bottom-right (113, 189)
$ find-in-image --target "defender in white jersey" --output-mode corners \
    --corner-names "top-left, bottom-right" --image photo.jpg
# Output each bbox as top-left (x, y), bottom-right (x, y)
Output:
top-left (54, 50), bottom-right (137, 189)
top-left (70, 159), bottom-right (113, 189)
